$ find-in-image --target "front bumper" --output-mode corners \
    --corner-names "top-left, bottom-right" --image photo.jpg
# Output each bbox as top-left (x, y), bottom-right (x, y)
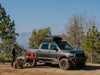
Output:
top-left (69, 56), bottom-right (87, 65)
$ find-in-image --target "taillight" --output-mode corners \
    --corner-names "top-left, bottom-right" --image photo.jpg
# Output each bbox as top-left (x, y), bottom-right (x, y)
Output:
top-left (24, 49), bottom-right (27, 52)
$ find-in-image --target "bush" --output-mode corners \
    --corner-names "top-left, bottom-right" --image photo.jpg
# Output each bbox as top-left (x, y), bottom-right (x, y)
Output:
top-left (0, 53), bottom-right (6, 61)
top-left (86, 53), bottom-right (100, 64)
top-left (0, 53), bottom-right (12, 61)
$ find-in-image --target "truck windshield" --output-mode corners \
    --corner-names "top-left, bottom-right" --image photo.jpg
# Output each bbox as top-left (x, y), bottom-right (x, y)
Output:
top-left (57, 43), bottom-right (74, 50)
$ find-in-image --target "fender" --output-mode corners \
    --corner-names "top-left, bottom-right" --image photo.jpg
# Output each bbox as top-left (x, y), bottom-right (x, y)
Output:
top-left (58, 56), bottom-right (68, 61)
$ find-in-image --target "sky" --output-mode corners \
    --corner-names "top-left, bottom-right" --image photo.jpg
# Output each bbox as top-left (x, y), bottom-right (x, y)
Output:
top-left (0, 0), bottom-right (100, 35)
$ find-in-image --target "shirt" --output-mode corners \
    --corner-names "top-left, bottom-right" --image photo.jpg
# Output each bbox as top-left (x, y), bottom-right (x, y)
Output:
top-left (29, 56), bottom-right (34, 61)
top-left (11, 48), bottom-right (16, 57)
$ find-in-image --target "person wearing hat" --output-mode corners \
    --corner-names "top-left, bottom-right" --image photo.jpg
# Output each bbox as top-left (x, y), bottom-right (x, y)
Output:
top-left (11, 44), bottom-right (17, 68)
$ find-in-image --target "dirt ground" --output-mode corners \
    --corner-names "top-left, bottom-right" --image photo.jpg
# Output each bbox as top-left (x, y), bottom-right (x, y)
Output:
top-left (0, 63), bottom-right (100, 75)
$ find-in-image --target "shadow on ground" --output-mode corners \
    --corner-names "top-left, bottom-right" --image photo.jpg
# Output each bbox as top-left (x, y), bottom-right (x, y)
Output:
top-left (84, 65), bottom-right (100, 70)
top-left (23, 63), bottom-right (100, 70)
top-left (24, 64), bottom-right (59, 69)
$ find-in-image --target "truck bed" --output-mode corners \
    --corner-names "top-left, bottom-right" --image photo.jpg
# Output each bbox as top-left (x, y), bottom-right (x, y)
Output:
top-left (27, 49), bottom-right (38, 53)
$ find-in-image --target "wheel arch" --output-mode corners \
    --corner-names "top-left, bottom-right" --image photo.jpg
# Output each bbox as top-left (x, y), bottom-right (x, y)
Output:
top-left (58, 56), bottom-right (68, 61)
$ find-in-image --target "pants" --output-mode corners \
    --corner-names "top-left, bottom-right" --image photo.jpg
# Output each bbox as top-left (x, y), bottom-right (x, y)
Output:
top-left (11, 56), bottom-right (15, 67)
top-left (26, 58), bottom-right (33, 62)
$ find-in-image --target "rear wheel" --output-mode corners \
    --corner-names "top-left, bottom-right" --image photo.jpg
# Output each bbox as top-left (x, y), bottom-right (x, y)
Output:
top-left (31, 59), bottom-right (37, 67)
top-left (59, 58), bottom-right (71, 70)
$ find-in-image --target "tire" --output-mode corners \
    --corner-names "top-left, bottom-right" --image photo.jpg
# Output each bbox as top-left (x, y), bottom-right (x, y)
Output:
top-left (31, 59), bottom-right (37, 67)
top-left (59, 58), bottom-right (71, 70)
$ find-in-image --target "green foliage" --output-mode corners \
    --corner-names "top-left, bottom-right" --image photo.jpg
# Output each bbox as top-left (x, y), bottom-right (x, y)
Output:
top-left (83, 25), bottom-right (100, 53)
top-left (0, 53), bottom-right (12, 61)
top-left (16, 45), bottom-right (25, 56)
top-left (83, 25), bottom-right (100, 63)
top-left (29, 27), bottom-right (51, 49)
top-left (0, 45), bottom-right (24, 61)
top-left (0, 53), bottom-right (5, 61)
top-left (0, 4), bottom-right (18, 59)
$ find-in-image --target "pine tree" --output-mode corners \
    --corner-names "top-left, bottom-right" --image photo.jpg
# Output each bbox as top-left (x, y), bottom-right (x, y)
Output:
top-left (29, 27), bottom-right (51, 49)
top-left (0, 4), bottom-right (18, 58)
top-left (83, 25), bottom-right (100, 63)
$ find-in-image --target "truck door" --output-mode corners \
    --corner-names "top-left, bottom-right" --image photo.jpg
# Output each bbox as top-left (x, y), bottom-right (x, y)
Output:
top-left (37, 43), bottom-right (50, 60)
top-left (47, 44), bottom-right (59, 62)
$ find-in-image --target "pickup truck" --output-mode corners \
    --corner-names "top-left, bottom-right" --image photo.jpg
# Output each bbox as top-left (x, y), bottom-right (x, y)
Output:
top-left (23, 36), bottom-right (87, 70)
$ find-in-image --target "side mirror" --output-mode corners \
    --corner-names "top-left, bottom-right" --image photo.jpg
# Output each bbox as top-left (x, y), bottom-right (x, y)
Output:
top-left (56, 49), bottom-right (58, 52)
top-left (53, 48), bottom-right (58, 52)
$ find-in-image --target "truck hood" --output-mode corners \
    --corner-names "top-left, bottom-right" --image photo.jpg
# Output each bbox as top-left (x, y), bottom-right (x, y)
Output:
top-left (60, 49), bottom-right (84, 53)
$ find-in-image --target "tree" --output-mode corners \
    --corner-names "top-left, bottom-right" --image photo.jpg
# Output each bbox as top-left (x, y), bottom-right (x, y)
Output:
top-left (16, 45), bottom-right (25, 56)
top-left (0, 4), bottom-right (18, 57)
top-left (59, 33), bottom-right (67, 41)
top-left (65, 13), bottom-right (96, 49)
top-left (29, 27), bottom-right (51, 49)
top-left (83, 25), bottom-right (100, 63)
top-left (65, 14), bottom-right (87, 49)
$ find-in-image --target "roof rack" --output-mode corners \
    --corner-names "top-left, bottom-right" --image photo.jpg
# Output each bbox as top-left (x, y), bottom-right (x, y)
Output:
top-left (43, 36), bottom-right (62, 43)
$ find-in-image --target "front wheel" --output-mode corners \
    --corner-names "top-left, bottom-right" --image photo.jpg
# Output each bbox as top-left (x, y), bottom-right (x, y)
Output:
top-left (59, 58), bottom-right (71, 70)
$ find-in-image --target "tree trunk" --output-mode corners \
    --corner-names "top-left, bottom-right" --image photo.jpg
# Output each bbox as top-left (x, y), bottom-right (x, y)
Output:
top-left (91, 49), bottom-right (93, 64)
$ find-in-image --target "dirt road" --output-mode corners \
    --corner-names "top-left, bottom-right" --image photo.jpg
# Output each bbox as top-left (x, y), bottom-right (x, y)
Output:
top-left (0, 63), bottom-right (100, 75)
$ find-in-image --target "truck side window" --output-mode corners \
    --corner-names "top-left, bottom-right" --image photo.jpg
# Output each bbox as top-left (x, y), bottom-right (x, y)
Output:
top-left (50, 44), bottom-right (57, 50)
top-left (41, 44), bottom-right (49, 50)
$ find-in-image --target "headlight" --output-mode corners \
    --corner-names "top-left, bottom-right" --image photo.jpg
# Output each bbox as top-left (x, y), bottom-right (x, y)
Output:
top-left (68, 53), bottom-right (74, 57)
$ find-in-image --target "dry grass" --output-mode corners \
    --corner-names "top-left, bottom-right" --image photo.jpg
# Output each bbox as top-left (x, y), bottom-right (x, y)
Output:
top-left (0, 63), bottom-right (100, 75)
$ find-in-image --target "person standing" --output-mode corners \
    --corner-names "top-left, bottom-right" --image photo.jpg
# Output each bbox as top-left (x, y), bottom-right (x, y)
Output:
top-left (11, 44), bottom-right (17, 67)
